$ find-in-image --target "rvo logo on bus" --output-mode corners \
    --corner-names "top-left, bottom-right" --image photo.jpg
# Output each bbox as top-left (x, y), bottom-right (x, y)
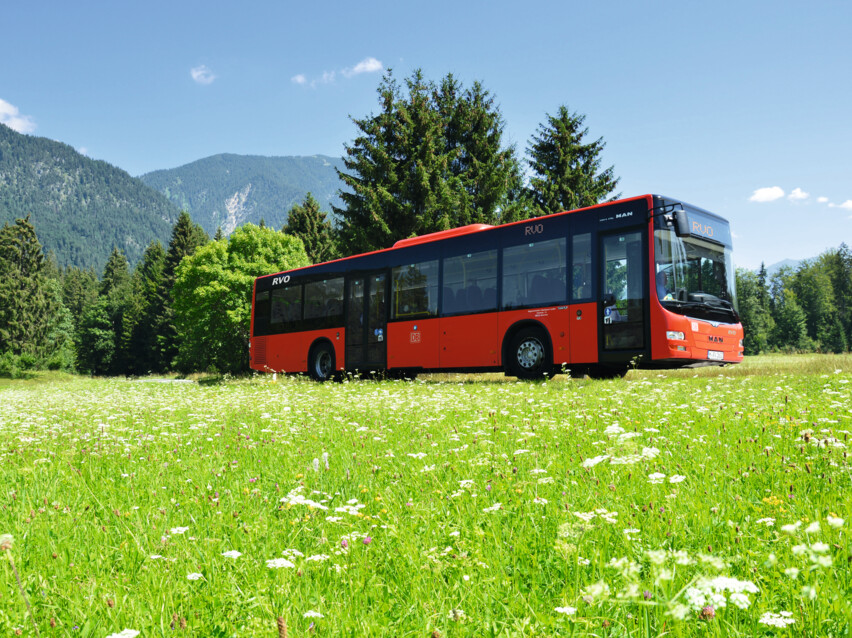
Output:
top-left (272, 275), bottom-right (291, 286)
top-left (524, 223), bottom-right (544, 236)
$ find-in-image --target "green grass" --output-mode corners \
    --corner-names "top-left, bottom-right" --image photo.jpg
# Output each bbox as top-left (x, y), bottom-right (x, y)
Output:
top-left (1, 355), bottom-right (850, 636)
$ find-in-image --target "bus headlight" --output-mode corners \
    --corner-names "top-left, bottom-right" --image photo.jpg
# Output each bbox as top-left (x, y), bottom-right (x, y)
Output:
top-left (666, 331), bottom-right (685, 341)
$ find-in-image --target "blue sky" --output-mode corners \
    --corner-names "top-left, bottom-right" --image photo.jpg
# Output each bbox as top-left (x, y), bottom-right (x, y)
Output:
top-left (2, 0), bottom-right (850, 269)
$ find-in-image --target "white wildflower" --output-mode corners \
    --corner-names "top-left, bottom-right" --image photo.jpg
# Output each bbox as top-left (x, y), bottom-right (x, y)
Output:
top-left (582, 455), bottom-right (609, 467)
top-left (759, 611), bottom-right (795, 627)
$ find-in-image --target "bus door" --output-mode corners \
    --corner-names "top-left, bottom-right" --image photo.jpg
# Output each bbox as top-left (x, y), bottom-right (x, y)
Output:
top-left (599, 230), bottom-right (648, 360)
top-left (345, 272), bottom-right (388, 369)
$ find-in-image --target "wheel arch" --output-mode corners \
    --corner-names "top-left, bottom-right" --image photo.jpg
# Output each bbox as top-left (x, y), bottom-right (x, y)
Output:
top-left (501, 320), bottom-right (554, 368)
top-left (308, 337), bottom-right (337, 369)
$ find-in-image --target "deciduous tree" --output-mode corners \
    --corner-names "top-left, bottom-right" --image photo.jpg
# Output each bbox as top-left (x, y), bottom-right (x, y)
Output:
top-left (173, 224), bottom-right (309, 373)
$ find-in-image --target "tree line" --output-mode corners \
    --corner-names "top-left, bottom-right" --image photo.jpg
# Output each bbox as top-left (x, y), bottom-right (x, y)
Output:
top-left (1, 69), bottom-right (848, 376)
top-left (736, 247), bottom-right (852, 355)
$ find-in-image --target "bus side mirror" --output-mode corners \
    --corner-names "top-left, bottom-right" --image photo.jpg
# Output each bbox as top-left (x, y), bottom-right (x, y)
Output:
top-left (674, 209), bottom-right (690, 237)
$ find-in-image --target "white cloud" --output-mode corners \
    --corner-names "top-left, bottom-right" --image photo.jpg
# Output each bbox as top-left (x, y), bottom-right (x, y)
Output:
top-left (295, 57), bottom-right (383, 89)
top-left (342, 57), bottom-right (383, 78)
top-left (828, 200), bottom-right (852, 210)
top-left (0, 98), bottom-right (36, 133)
top-left (788, 187), bottom-right (808, 201)
top-left (77, 146), bottom-right (88, 156)
top-left (749, 186), bottom-right (785, 203)
top-left (190, 65), bottom-right (216, 85)
top-left (817, 196), bottom-right (829, 203)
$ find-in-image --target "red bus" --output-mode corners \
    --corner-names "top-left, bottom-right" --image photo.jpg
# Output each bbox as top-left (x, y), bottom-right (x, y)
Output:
top-left (250, 195), bottom-right (744, 380)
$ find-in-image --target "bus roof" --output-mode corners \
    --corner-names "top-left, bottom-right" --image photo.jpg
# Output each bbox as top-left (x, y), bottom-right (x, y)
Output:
top-left (259, 194), bottom-right (658, 281)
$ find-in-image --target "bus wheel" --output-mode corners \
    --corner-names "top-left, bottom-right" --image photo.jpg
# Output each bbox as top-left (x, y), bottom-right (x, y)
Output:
top-left (509, 327), bottom-right (552, 380)
top-left (309, 342), bottom-right (335, 382)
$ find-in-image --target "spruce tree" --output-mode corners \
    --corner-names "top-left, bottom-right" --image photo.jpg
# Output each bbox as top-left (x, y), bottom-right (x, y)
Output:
top-left (151, 211), bottom-right (209, 371)
top-left (283, 193), bottom-right (337, 264)
top-left (97, 247), bottom-right (132, 374)
top-left (123, 240), bottom-right (166, 374)
top-left (526, 106), bottom-right (619, 216)
top-left (335, 70), bottom-right (523, 254)
top-left (0, 216), bottom-right (51, 359)
top-left (437, 75), bottom-right (525, 226)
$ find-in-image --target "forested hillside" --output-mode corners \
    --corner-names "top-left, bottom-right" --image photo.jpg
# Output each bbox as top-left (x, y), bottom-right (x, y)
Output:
top-left (139, 154), bottom-right (344, 236)
top-left (0, 123), bottom-right (180, 270)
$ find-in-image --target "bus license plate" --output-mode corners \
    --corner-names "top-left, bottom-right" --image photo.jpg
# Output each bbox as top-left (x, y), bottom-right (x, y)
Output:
top-left (707, 351), bottom-right (724, 361)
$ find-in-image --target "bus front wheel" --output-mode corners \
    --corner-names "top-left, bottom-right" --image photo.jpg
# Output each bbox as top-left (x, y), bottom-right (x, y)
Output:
top-left (308, 342), bottom-right (336, 382)
top-left (508, 327), bottom-right (553, 380)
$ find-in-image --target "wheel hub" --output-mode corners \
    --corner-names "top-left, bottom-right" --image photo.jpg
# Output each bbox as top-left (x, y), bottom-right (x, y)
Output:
top-left (517, 339), bottom-right (543, 369)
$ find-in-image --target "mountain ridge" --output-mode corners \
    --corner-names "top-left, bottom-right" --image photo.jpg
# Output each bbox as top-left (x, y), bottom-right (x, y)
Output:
top-left (0, 123), bottom-right (181, 270)
top-left (139, 153), bottom-right (344, 237)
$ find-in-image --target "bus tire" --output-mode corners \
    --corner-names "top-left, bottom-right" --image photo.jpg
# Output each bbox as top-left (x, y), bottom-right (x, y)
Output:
top-left (308, 342), bottom-right (336, 382)
top-left (508, 327), bottom-right (553, 380)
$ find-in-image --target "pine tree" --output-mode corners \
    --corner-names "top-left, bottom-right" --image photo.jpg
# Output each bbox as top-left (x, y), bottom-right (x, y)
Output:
top-left (61, 266), bottom-right (99, 329)
top-left (0, 216), bottom-right (52, 359)
top-left (123, 240), bottom-right (166, 374)
top-left (151, 211), bottom-right (209, 371)
top-left (335, 70), bottom-right (523, 254)
top-left (526, 106), bottom-right (619, 216)
top-left (735, 268), bottom-right (774, 354)
top-left (96, 247), bottom-right (132, 374)
top-left (436, 75), bottom-right (525, 226)
top-left (283, 193), bottom-right (337, 264)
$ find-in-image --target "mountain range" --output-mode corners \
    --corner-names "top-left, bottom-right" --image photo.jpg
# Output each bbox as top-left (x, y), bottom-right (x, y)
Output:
top-left (0, 123), bottom-right (179, 270)
top-left (139, 154), bottom-right (344, 237)
top-left (0, 124), bottom-right (344, 271)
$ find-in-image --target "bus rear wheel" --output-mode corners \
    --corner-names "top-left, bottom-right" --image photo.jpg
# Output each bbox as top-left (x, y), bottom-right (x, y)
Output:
top-left (508, 327), bottom-right (553, 380)
top-left (308, 342), bottom-right (335, 382)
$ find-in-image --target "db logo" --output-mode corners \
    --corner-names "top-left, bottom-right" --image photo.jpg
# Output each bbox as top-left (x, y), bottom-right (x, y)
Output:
top-left (410, 332), bottom-right (421, 344)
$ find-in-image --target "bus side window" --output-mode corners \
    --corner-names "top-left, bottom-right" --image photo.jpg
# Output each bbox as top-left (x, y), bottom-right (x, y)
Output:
top-left (442, 250), bottom-right (497, 315)
top-left (270, 285), bottom-right (303, 332)
top-left (304, 277), bottom-right (345, 325)
top-left (391, 261), bottom-right (438, 319)
top-left (572, 233), bottom-right (592, 301)
top-left (502, 238), bottom-right (566, 309)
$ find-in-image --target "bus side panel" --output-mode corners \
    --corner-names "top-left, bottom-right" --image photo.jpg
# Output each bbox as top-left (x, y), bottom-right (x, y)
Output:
top-left (497, 307), bottom-right (572, 366)
top-left (567, 302), bottom-right (598, 364)
top-left (439, 313), bottom-right (499, 368)
top-left (252, 328), bottom-right (344, 374)
top-left (387, 318), bottom-right (440, 370)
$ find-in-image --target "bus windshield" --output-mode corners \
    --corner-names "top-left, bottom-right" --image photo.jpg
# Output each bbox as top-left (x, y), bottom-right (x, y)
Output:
top-left (654, 220), bottom-right (738, 323)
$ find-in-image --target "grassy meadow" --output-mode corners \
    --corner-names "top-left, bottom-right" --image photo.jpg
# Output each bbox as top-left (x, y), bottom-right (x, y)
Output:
top-left (0, 355), bottom-right (850, 636)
